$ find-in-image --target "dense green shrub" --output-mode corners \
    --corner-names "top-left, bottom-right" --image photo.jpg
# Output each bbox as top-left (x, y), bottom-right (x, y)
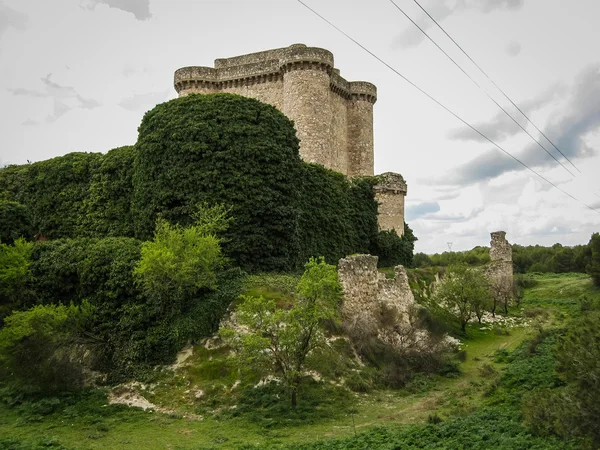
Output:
top-left (0, 303), bottom-right (94, 394)
top-left (0, 239), bottom-right (34, 321)
top-left (586, 232), bottom-right (600, 287)
top-left (297, 164), bottom-right (378, 265)
top-left (0, 153), bottom-right (103, 239)
top-left (24, 233), bottom-right (243, 380)
top-left (80, 146), bottom-right (136, 238)
top-left (370, 223), bottom-right (417, 268)
top-left (0, 200), bottom-right (33, 243)
top-left (132, 93), bottom-right (302, 272)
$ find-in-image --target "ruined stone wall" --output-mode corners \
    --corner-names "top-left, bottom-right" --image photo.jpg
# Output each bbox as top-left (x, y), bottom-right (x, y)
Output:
top-left (174, 44), bottom-right (376, 177)
top-left (338, 254), bottom-right (415, 328)
top-left (485, 231), bottom-right (514, 308)
top-left (374, 172), bottom-right (408, 235)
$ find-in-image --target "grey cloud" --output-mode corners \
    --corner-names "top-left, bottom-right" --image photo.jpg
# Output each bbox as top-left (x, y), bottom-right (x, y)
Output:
top-left (443, 148), bottom-right (520, 185)
top-left (405, 201), bottom-right (441, 220)
top-left (0, 2), bottom-right (27, 39)
top-left (118, 90), bottom-right (171, 111)
top-left (9, 74), bottom-right (101, 124)
top-left (448, 81), bottom-right (566, 143)
top-left (505, 41), bottom-right (522, 56)
top-left (392, 0), bottom-right (525, 49)
top-left (475, 0), bottom-right (524, 13)
top-left (392, 2), bottom-right (454, 50)
top-left (443, 63), bottom-right (600, 186)
top-left (422, 206), bottom-right (485, 222)
top-left (87, 0), bottom-right (151, 21)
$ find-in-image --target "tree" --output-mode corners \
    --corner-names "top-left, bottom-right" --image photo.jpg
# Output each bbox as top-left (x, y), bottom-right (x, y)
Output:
top-left (0, 302), bottom-right (94, 393)
top-left (222, 257), bottom-right (341, 408)
top-left (133, 204), bottom-right (228, 319)
top-left (432, 264), bottom-right (491, 333)
top-left (586, 232), bottom-right (600, 287)
top-left (0, 238), bottom-right (33, 320)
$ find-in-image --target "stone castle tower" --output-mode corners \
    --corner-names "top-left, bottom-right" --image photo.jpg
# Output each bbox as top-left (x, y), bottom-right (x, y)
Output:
top-left (174, 44), bottom-right (407, 234)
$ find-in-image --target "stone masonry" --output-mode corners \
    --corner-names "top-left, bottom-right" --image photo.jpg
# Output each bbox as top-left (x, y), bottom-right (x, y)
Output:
top-left (337, 254), bottom-right (415, 329)
top-left (174, 44), bottom-right (406, 233)
top-left (486, 231), bottom-right (514, 308)
top-left (374, 173), bottom-right (408, 235)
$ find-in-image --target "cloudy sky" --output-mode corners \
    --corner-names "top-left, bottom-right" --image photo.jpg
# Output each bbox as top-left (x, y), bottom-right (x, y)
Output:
top-left (1, 0), bottom-right (599, 253)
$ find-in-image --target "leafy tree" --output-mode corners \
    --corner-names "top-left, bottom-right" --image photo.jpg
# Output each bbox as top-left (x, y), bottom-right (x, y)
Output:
top-left (0, 302), bottom-right (94, 393)
top-left (222, 257), bottom-right (341, 408)
top-left (0, 152), bottom-right (103, 239)
top-left (586, 232), bottom-right (600, 287)
top-left (133, 205), bottom-right (228, 319)
top-left (0, 238), bottom-right (33, 320)
top-left (0, 200), bottom-right (33, 243)
top-left (432, 264), bottom-right (491, 332)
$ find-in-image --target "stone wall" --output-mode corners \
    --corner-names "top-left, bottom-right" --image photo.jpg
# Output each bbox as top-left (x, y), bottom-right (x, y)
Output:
top-left (485, 231), bottom-right (513, 309)
top-left (374, 172), bottom-right (408, 235)
top-left (174, 44), bottom-right (376, 178)
top-left (337, 254), bottom-right (415, 328)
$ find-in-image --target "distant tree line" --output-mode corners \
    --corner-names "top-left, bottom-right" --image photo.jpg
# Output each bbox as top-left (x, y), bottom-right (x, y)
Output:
top-left (414, 238), bottom-right (600, 282)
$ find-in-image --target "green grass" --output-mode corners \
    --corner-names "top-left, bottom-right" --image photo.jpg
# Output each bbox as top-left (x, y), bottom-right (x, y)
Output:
top-left (1, 272), bottom-right (596, 449)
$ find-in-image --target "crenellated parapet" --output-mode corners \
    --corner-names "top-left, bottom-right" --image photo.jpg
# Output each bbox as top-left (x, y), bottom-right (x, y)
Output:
top-left (173, 44), bottom-right (377, 175)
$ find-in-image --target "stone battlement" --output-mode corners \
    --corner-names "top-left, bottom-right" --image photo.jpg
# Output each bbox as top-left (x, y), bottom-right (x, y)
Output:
top-left (173, 43), bottom-right (406, 233)
top-left (174, 44), bottom-right (377, 177)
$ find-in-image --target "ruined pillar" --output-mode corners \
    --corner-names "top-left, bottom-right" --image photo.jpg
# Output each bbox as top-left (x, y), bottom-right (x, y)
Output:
top-left (347, 82), bottom-right (377, 177)
top-left (281, 45), bottom-right (334, 168)
top-left (373, 172), bottom-right (407, 236)
top-left (486, 231), bottom-right (514, 311)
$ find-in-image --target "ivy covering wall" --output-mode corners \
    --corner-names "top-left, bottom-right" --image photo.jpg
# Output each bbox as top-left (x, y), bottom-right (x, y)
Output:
top-left (0, 93), bottom-right (382, 272)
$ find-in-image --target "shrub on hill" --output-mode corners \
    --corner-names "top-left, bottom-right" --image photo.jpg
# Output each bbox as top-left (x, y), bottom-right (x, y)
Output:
top-left (0, 200), bottom-right (34, 243)
top-left (297, 164), bottom-right (379, 265)
top-left (0, 152), bottom-right (103, 239)
top-left (370, 222), bottom-right (417, 268)
top-left (81, 146), bottom-right (136, 238)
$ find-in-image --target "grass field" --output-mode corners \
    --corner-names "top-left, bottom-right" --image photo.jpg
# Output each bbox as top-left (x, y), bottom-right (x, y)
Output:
top-left (1, 272), bottom-right (596, 450)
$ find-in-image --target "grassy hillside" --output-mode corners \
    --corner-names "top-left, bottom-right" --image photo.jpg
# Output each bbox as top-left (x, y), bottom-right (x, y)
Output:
top-left (1, 273), bottom-right (597, 449)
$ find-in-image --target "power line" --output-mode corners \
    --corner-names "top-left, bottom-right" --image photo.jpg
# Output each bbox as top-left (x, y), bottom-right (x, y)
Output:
top-left (295, 0), bottom-right (600, 215)
top-left (410, 0), bottom-right (581, 174)
top-left (388, 0), bottom-right (575, 178)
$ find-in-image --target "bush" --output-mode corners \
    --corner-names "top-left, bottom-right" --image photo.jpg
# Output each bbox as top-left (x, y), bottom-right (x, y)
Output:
top-left (80, 146), bottom-right (136, 238)
top-left (0, 303), bottom-right (94, 394)
top-left (370, 222), bottom-right (417, 268)
top-left (0, 238), bottom-right (33, 320)
top-left (586, 232), bottom-right (600, 287)
top-left (0, 152), bottom-right (103, 239)
top-left (0, 200), bottom-right (33, 243)
top-left (297, 165), bottom-right (378, 265)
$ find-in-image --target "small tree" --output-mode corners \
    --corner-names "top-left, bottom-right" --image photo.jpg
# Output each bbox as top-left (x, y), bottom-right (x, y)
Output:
top-left (0, 302), bottom-right (94, 393)
top-left (0, 238), bottom-right (33, 320)
top-left (432, 264), bottom-right (491, 333)
top-left (133, 204), bottom-right (228, 319)
top-left (222, 257), bottom-right (341, 408)
top-left (586, 232), bottom-right (600, 287)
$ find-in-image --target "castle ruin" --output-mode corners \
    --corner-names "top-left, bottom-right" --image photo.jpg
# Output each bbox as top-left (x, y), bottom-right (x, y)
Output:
top-left (486, 231), bottom-right (514, 311)
top-left (174, 44), bottom-right (406, 234)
